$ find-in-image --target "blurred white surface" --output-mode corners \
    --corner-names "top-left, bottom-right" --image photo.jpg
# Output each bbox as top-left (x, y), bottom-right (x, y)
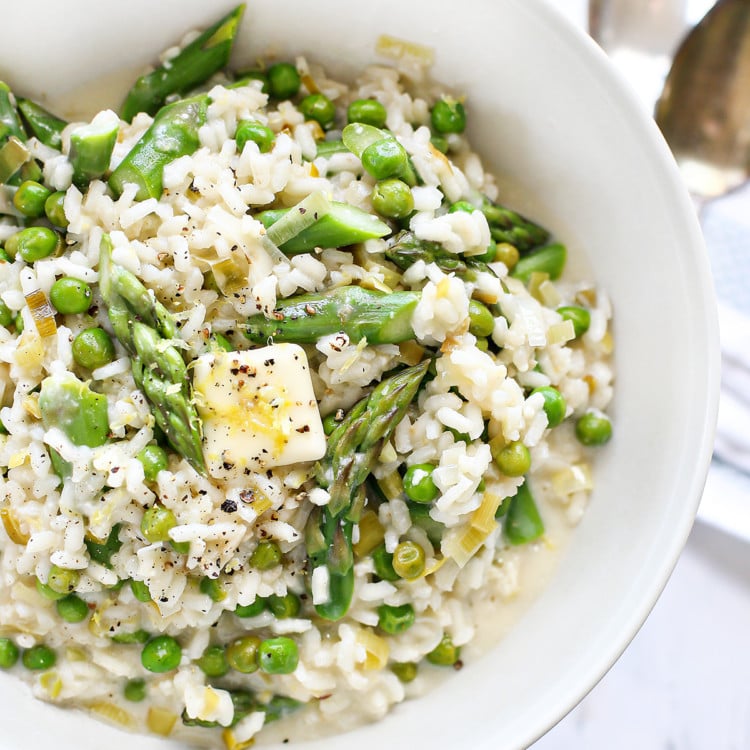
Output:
top-left (534, 2), bottom-right (750, 748)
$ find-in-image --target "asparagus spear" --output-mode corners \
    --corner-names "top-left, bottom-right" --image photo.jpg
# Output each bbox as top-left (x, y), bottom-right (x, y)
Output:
top-left (121, 4), bottom-right (245, 121)
top-left (0, 82), bottom-right (27, 145)
top-left (504, 479), bottom-right (545, 545)
top-left (479, 196), bottom-right (550, 252)
top-left (384, 230), bottom-right (490, 278)
top-left (256, 202), bottom-right (391, 255)
top-left (109, 94), bottom-right (208, 200)
top-left (245, 285), bottom-right (419, 345)
top-left (69, 110), bottom-right (120, 188)
top-left (308, 361), bottom-right (429, 620)
top-left (18, 99), bottom-right (67, 150)
top-left (510, 243), bottom-right (567, 283)
top-left (98, 235), bottom-right (206, 474)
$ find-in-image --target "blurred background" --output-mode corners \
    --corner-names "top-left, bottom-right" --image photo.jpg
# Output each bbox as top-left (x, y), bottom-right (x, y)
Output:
top-left (533, 2), bottom-right (750, 748)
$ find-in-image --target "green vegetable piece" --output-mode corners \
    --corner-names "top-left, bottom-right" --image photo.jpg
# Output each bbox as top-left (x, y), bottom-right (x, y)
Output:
top-left (391, 661), bottom-right (417, 682)
top-left (377, 603), bottom-right (415, 635)
top-left (36, 579), bottom-right (66, 601)
top-left (430, 97), bottom-right (466, 134)
top-left (72, 327), bottom-right (116, 370)
top-left (123, 678), bottom-right (147, 702)
top-left (112, 629), bottom-right (151, 644)
top-left (0, 638), bottom-right (19, 668)
top-left (267, 62), bottom-right (301, 100)
top-left (18, 98), bottom-right (67, 149)
top-left (0, 136), bottom-right (29, 185)
top-left (13, 312), bottom-right (23, 333)
top-left (137, 444), bottom-right (169, 482)
top-left (49, 277), bottom-right (92, 315)
top-left (121, 5), bottom-right (245, 120)
top-left (492, 439), bottom-right (531, 477)
top-left (235, 118), bottom-right (275, 153)
top-left (44, 191), bottom-right (68, 228)
top-left (322, 411), bottom-right (342, 436)
top-left (361, 138), bottom-right (408, 180)
top-left (130, 579), bottom-right (152, 603)
top-left (249, 540), bottom-right (282, 570)
top-left (468, 299), bottom-right (495, 338)
top-left (495, 242), bottom-right (520, 270)
top-left (226, 635), bottom-right (261, 674)
top-left (430, 135), bottom-right (449, 153)
top-left (406, 500), bottom-right (445, 546)
top-left (56, 595), bottom-right (89, 623)
top-left (426, 634), bottom-right (460, 666)
top-left (480, 195), bottom-right (550, 252)
top-left (211, 331), bottom-right (234, 352)
top-left (315, 139), bottom-right (347, 158)
top-left (13, 180), bottom-right (51, 218)
top-left (110, 95), bottom-right (209, 200)
top-left (510, 243), bottom-right (567, 283)
top-left (403, 463), bottom-right (438, 504)
top-left (256, 201), bottom-right (390, 255)
top-left (0, 299), bottom-right (13, 328)
top-left (69, 111), bottom-right (119, 188)
top-left (245, 285), bottom-right (419, 345)
top-left (199, 576), bottom-right (226, 603)
top-left (371, 178), bottom-right (414, 219)
top-left (197, 644), bottom-right (229, 678)
top-left (39, 373), bottom-right (110, 448)
top-left (557, 305), bottom-right (591, 338)
top-left (0, 247), bottom-right (10, 264)
top-left (267, 592), bottom-right (301, 619)
top-left (300, 93), bottom-right (336, 129)
top-left (531, 386), bottom-right (567, 428)
top-left (504, 480), bottom-right (545, 545)
top-left (84, 525), bottom-right (123, 569)
top-left (141, 505), bottom-right (179, 544)
top-left (263, 694), bottom-right (302, 724)
top-left (231, 69), bottom-right (269, 93)
top-left (141, 635), bottom-right (182, 673)
top-left (575, 409), bottom-right (612, 446)
top-left (392, 540), bottom-right (425, 580)
top-left (12, 226), bottom-right (62, 262)
top-left (0, 82), bottom-right (27, 144)
top-left (258, 637), bottom-right (298, 675)
top-left (22, 644), bottom-right (56, 671)
top-left (347, 99), bottom-right (387, 128)
top-left (234, 598), bottom-right (266, 618)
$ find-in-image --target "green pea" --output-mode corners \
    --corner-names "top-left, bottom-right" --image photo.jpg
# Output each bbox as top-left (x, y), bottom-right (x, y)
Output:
top-left (392, 541), bottom-right (425, 580)
top-left (130, 579), bottom-right (151, 602)
top-left (141, 635), bottom-right (182, 673)
top-left (267, 62), bottom-right (301, 100)
top-left (492, 439), bottom-right (531, 477)
top-left (49, 277), bottom-right (92, 315)
top-left (468, 300), bottom-right (495, 338)
top-left (22, 644), bottom-right (56, 671)
top-left (72, 327), bottom-right (115, 370)
top-left (249, 540), bottom-right (282, 570)
top-left (267, 592), bottom-right (300, 619)
top-left (531, 386), bottom-right (567, 428)
top-left (137, 444), bottom-right (169, 482)
top-left (111, 629), bottom-right (150, 644)
top-left (372, 544), bottom-right (399, 582)
top-left (13, 226), bottom-right (63, 262)
top-left (391, 661), bottom-right (417, 683)
top-left (36, 579), bottom-right (66, 601)
top-left (299, 93), bottom-right (336, 129)
top-left (377, 603), bottom-right (415, 635)
top-left (430, 98), bottom-right (466, 134)
top-left (235, 119), bottom-right (275, 154)
top-left (140, 504), bottom-right (178, 544)
top-left (430, 135), bottom-right (449, 154)
top-left (13, 180), bottom-right (51, 218)
top-left (557, 305), bottom-right (591, 338)
top-left (123, 678), bottom-right (147, 702)
top-left (226, 635), bottom-right (261, 674)
top-left (258, 636), bottom-right (298, 675)
top-left (197, 644), bottom-right (229, 678)
top-left (361, 138), bottom-right (408, 181)
top-left (44, 191), bottom-right (68, 228)
top-left (347, 98), bottom-right (387, 128)
top-left (403, 463), bottom-right (438, 504)
top-left (575, 410), bottom-right (612, 446)
top-left (0, 299), bottom-right (13, 328)
top-left (448, 200), bottom-right (475, 214)
top-left (234, 598), bottom-right (267, 618)
top-left (0, 638), bottom-right (19, 668)
top-left (47, 564), bottom-right (80, 595)
top-left (199, 576), bottom-right (226, 603)
top-left (426, 634), bottom-right (460, 666)
top-left (494, 242), bottom-right (520, 270)
top-left (475, 337), bottom-right (489, 352)
top-left (56, 594), bottom-right (89, 623)
top-left (371, 178), bottom-right (414, 219)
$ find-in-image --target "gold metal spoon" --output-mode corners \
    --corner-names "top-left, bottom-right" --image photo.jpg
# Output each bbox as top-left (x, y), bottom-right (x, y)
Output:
top-left (655, 0), bottom-right (750, 200)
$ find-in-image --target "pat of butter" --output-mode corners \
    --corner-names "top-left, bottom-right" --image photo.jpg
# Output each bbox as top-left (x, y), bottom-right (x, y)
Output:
top-left (193, 344), bottom-right (326, 479)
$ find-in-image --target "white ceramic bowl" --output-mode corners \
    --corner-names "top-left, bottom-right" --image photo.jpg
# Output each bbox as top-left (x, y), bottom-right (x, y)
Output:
top-left (0, 1), bottom-right (719, 749)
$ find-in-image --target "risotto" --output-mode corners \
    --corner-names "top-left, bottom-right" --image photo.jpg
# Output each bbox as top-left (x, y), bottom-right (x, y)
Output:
top-left (0, 5), bottom-right (614, 748)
